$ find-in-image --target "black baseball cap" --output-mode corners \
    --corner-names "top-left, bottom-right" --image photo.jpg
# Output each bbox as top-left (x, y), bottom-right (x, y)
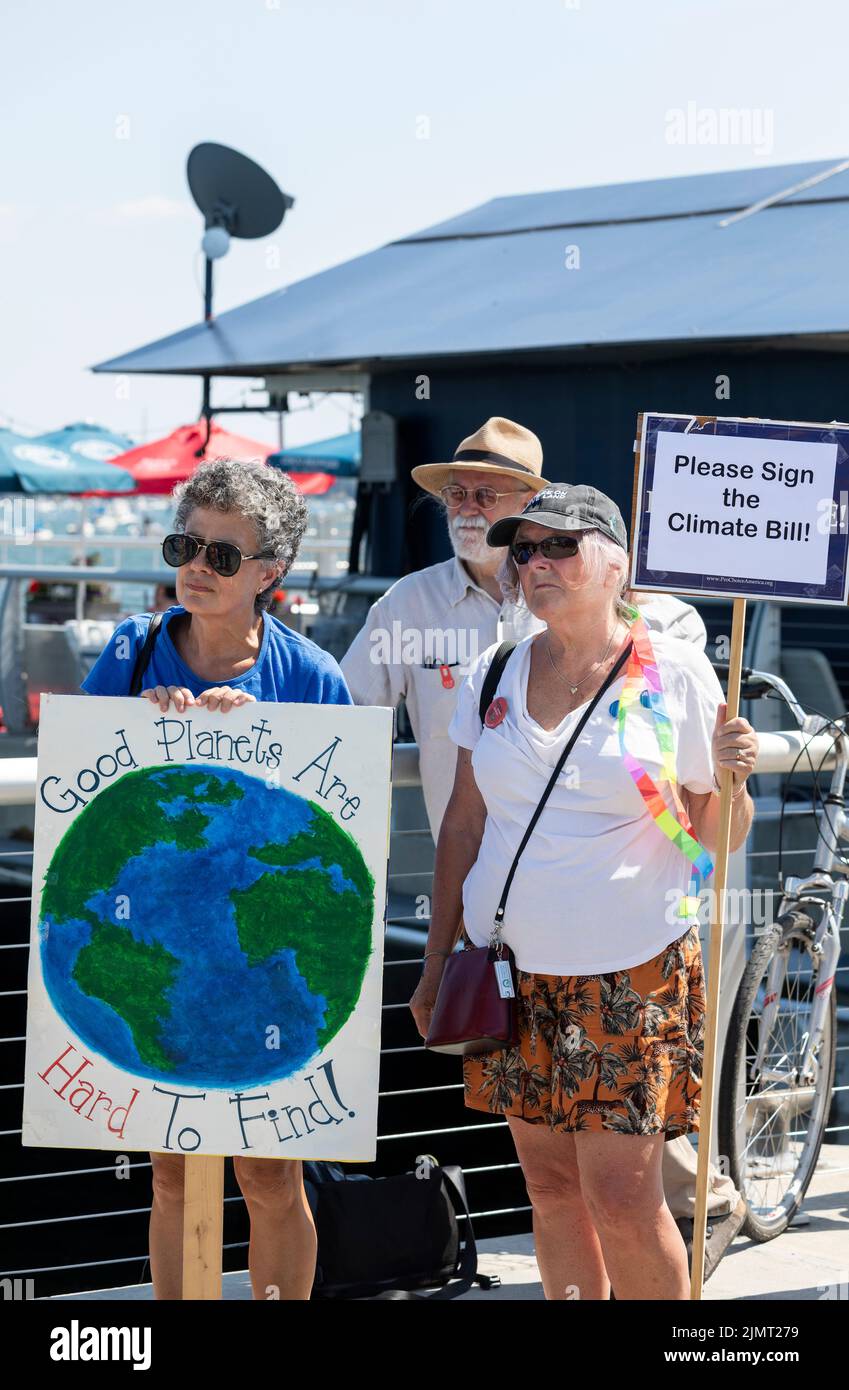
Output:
top-left (486, 483), bottom-right (628, 550)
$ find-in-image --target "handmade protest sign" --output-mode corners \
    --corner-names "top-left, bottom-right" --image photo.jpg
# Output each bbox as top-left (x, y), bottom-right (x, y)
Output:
top-left (632, 412), bottom-right (849, 603)
top-left (22, 697), bottom-right (393, 1162)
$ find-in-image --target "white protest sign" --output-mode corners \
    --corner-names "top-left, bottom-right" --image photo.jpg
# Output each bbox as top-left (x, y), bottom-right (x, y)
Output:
top-left (22, 696), bottom-right (393, 1161)
top-left (632, 413), bottom-right (849, 603)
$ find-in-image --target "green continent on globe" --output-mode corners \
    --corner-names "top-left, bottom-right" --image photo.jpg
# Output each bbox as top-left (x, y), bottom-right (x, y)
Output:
top-left (41, 765), bottom-right (243, 931)
top-left (234, 800), bottom-right (375, 1049)
top-left (71, 920), bottom-right (179, 1071)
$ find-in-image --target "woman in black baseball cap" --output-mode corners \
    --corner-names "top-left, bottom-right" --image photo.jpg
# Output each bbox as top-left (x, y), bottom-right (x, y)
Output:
top-left (412, 482), bottom-right (758, 1300)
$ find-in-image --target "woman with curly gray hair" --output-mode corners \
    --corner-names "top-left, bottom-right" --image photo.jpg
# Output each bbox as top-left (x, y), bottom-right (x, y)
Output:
top-left (81, 457), bottom-right (352, 1300)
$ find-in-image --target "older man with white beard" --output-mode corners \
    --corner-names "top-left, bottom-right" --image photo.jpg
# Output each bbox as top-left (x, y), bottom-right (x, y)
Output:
top-left (341, 418), bottom-right (548, 833)
top-left (340, 414), bottom-right (745, 1283)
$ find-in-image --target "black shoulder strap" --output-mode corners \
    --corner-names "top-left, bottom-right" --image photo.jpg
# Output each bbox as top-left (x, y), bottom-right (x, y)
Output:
top-left (478, 641), bottom-right (517, 724)
top-left (128, 612), bottom-right (164, 696)
top-left (492, 639), bottom-right (634, 934)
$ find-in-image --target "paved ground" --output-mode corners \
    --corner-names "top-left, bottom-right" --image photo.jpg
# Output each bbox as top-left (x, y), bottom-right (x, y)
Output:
top-left (462, 1144), bottom-right (849, 1303)
top-left (49, 1144), bottom-right (848, 1303)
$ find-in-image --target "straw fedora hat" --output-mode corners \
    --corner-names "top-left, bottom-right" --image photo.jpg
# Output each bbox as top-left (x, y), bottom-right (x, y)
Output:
top-left (411, 417), bottom-right (549, 498)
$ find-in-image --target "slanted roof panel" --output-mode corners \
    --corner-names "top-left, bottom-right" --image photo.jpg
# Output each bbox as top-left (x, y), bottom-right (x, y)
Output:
top-left (397, 159), bottom-right (849, 240)
top-left (92, 161), bottom-right (849, 377)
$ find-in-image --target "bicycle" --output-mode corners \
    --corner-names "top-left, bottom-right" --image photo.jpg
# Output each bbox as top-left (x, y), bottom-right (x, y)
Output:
top-left (713, 662), bottom-right (843, 1242)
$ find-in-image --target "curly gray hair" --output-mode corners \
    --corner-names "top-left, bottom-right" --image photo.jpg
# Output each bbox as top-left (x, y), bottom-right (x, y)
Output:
top-left (496, 528), bottom-right (633, 618)
top-left (171, 457), bottom-right (308, 612)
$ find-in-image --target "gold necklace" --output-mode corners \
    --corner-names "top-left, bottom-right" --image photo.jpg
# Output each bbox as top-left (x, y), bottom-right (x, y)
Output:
top-left (545, 625), bottom-right (620, 696)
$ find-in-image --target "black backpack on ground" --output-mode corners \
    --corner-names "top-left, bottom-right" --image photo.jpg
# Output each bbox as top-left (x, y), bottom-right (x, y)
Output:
top-left (303, 1160), bottom-right (498, 1300)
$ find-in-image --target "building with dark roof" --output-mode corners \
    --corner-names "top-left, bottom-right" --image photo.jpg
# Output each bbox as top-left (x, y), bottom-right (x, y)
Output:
top-left (94, 158), bottom-right (849, 581)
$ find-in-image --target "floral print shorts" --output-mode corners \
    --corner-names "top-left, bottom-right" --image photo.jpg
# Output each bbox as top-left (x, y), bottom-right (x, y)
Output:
top-left (463, 926), bottom-right (705, 1139)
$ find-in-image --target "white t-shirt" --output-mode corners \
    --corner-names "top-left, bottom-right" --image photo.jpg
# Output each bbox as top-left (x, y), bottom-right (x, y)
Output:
top-left (447, 626), bottom-right (724, 974)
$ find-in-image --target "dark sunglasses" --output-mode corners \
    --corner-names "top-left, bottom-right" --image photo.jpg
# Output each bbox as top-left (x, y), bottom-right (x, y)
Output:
top-left (162, 532), bottom-right (271, 578)
top-left (511, 535), bottom-right (580, 565)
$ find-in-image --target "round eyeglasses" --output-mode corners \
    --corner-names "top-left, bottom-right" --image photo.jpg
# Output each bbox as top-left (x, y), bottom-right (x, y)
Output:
top-left (511, 535), bottom-right (580, 565)
top-left (162, 532), bottom-right (272, 578)
top-left (439, 484), bottom-right (528, 511)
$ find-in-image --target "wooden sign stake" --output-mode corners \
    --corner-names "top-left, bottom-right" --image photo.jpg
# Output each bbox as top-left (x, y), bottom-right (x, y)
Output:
top-left (182, 1154), bottom-right (225, 1300)
top-left (690, 595), bottom-right (747, 1299)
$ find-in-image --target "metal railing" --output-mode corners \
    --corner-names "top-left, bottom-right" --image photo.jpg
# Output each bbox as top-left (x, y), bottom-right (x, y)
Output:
top-left (0, 516), bottom-right (357, 580)
top-left (0, 562), bottom-right (392, 593)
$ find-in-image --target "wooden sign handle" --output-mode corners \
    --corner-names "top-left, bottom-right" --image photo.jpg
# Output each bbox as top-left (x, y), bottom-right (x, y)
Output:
top-left (690, 595), bottom-right (747, 1299)
top-left (182, 1154), bottom-right (225, 1299)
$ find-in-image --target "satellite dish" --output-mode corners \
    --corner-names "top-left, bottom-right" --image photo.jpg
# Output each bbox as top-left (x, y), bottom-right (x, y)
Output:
top-left (187, 142), bottom-right (293, 240)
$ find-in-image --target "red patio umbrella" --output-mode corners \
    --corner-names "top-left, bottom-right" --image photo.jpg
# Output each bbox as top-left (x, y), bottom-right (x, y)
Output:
top-left (287, 469), bottom-right (336, 495)
top-left (90, 421), bottom-right (335, 496)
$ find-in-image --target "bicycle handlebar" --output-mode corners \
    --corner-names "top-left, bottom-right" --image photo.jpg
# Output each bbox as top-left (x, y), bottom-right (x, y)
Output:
top-left (711, 662), bottom-right (829, 734)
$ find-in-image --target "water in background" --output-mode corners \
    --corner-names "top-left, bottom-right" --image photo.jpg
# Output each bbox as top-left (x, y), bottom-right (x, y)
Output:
top-left (0, 489), bottom-right (356, 617)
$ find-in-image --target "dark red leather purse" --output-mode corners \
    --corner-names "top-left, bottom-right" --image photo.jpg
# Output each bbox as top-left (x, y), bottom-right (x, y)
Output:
top-left (425, 931), bottom-right (519, 1056)
top-left (425, 639), bottom-right (633, 1056)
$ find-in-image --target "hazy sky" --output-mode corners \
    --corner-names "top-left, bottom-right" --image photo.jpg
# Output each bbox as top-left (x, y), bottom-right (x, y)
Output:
top-left (3, 0), bottom-right (848, 450)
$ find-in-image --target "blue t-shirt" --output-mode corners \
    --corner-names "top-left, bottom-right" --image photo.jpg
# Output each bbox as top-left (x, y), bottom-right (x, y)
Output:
top-left (81, 605), bottom-right (352, 706)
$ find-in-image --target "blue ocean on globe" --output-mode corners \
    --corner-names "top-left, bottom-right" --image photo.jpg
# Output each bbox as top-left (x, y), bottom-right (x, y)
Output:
top-left (39, 763), bottom-right (374, 1089)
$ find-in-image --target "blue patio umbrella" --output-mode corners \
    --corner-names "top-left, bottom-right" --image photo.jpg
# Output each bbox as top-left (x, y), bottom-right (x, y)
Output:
top-left (266, 430), bottom-right (360, 477)
top-left (36, 421), bottom-right (135, 463)
top-left (0, 426), bottom-right (136, 493)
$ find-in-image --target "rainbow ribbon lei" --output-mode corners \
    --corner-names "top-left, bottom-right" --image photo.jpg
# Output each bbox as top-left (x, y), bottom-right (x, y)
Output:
top-left (616, 607), bottom-right (714, 919)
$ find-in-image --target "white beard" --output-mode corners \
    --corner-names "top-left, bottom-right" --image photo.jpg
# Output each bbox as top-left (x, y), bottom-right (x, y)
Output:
top-left (448, 514), bottom-right (492, 564)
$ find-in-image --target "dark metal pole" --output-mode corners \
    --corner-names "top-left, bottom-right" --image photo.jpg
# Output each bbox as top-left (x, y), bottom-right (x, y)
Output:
top-left (200, 255), bottom-right (214, 433)
top-left (203, 254), bottom-right (214, 322)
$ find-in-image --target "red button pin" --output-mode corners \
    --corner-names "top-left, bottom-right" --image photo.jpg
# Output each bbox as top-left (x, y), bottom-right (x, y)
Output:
top-left (439, 664), bottom-right (455, 689)
top-left (484, 696), bottom-right (508, 728)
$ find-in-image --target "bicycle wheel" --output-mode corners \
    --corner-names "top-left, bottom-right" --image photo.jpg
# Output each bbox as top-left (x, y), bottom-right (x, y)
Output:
top-left (718, 913), bottom-right (837, 1242)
